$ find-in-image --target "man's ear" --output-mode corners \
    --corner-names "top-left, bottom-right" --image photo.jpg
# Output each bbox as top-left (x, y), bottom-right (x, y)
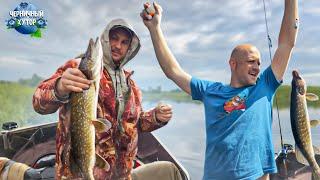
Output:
top-left (229, 57), bottom-right (236, 71)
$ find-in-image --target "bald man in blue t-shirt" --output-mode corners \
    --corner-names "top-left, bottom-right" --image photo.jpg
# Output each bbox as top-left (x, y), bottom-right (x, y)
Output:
top-left (141, 0), bottom-right (299, 179)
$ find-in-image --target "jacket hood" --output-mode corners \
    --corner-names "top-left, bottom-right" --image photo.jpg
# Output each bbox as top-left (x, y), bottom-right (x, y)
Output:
top-left (100, 18), bottom-right (141, 70)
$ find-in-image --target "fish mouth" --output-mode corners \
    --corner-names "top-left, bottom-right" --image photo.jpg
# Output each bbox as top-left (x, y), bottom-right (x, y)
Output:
top-left (291, 70), bottom-right (306, 95)
top-left (292, 70), bottom-right (301, 79)
top-left (80, 37), bottom-right (103, 80)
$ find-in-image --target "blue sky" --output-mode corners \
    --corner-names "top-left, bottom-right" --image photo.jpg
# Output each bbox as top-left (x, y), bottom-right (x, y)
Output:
top-left (1, 0), bottom-right (319, 90)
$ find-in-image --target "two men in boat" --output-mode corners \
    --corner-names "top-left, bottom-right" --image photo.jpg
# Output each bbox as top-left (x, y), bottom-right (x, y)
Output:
top-left (140, 0), bottom-right (298, 179)
top-left (31, 0), bottom-right (299, 179)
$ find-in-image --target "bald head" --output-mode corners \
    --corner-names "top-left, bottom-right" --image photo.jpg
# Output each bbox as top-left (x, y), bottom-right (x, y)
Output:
top-left (230, 44), bottom-right (260, 62)
top-left (229, 44), bottom-right (261, 87)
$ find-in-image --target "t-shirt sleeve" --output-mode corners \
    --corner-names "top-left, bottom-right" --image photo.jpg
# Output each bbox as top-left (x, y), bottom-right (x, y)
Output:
top-left (260, 65), bottom-right (283, 93)
top-left (190, 77), bottom-right (212, 101)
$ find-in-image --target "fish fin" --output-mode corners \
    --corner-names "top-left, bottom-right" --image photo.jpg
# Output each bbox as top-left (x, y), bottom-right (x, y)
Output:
top-left (312, 145), bottom-right (320, 168)
top-left (306, 93), bottom-right (319, 101)
top-left (310, 120), bottom-right (320, 128)
top-left (294, 166), bottom-right (310, 176)
top-left (74, 53), bottom-right (85, 59)
top-left (92, 118), bottom-right (112, 133)
top-left (95, 153), bottom-right (110, 171)
top-left (295, 144), bottom-right (310, 166)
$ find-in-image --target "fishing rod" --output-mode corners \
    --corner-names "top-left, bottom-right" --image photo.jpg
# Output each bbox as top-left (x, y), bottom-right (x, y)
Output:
top-left (262, 0), bottom-right (285, 151)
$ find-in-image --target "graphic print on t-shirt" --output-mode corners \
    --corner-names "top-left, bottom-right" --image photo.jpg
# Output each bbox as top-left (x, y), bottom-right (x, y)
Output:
top-left (216, 89), bottom-right (249, 120)
top-left (223, 90), bottom-right (248, 114)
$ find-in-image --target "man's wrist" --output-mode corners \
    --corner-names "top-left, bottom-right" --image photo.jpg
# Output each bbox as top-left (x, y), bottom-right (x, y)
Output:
top-left (153, 109), bottom-right (167, 125)
top-left (148, 25), bottom-right (161, 33)
top-left (54, 77), bottom-right (70, 102)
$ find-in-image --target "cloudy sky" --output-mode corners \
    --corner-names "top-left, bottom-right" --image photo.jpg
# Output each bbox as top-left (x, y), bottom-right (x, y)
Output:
top-left (1, 0), bottom-right (319, 90)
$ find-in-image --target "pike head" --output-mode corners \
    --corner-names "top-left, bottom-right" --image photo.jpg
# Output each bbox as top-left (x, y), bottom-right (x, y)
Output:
top-left (79, 37), bottom-right (103, 82)
top-left (292, 70), bottom-right (306, 97)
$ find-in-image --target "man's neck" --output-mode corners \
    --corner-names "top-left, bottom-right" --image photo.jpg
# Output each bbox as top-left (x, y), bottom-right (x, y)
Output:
top-left (230, 77), bottom-right (244, 88)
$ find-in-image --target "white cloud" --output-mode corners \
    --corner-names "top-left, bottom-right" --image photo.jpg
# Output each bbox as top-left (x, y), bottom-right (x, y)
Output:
top-left (303, 7), bottom-right (320, 15)
top-left (163, 20), bottom-right (185, 33)
top-left (295, 46), bottom-right (320, 54)
top-left (221, 0), bottom-right (263, 19)
top-left (303, 72), bottom-right (320, 78)
top-left (200, 33), bottom-right (223, 46)
top-left (128, 64), bottom-right (163, 79)
top-left (229, 33), bottom-right (246, 43)
top-left (0, 56), bottom-right (34, 67)
top-left (167, 32), bottom-right (199, 54)
top-left (198, 18), bottom-right (226, 33)
top-left (64, 6), bottom-right (92, 30)
top-left (193, 68), bottom-right (230, 83)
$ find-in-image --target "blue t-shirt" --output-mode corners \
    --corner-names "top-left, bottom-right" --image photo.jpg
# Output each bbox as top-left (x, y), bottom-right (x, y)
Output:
top-left (190, 66), bottom-right (282, 180)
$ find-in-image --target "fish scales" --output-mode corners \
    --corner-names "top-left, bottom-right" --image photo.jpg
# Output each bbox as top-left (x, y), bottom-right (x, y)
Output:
top-left (70, 86), bottom-right (96, 179)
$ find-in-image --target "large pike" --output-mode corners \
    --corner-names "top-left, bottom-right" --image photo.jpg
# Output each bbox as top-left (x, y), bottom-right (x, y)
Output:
top-left (290, 70), bottom-right (320, 180)
top-left (69, 37), bottom-right (109, 179)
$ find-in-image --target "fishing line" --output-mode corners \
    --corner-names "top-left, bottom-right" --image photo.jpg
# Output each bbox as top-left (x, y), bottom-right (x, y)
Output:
top-left (262, 0), bottom-right (284, 150)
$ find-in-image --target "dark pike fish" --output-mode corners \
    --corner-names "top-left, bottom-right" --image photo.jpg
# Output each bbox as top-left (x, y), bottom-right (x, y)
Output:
top-left (290, 70), bottom-right (320, 180)
top-left (70, 38), bottom-right (109, 179)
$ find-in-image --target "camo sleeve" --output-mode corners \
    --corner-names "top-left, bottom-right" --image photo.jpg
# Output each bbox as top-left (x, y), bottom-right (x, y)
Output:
top-left (32, 59), bottom-right (79, 114)
top-left (130, 83), bottom-right (167, 132)
top-left (138, 108), bottom-right (167, 132)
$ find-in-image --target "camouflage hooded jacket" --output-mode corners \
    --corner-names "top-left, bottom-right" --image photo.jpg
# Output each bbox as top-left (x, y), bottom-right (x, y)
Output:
top-left (32, 19), bottom-right (166, 180)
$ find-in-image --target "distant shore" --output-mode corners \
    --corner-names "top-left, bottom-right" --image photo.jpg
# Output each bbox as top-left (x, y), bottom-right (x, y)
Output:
top-left (1, 80), bottom-right (320, 125)
top-left (142, 85), bottom-right (320, 109)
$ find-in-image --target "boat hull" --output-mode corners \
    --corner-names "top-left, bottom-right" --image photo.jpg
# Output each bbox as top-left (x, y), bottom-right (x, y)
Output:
top-left (0, 122), bottom-right (190, 180)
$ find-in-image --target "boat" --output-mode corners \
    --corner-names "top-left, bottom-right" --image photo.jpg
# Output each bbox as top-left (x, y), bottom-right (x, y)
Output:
top-left (270, 144), bottom-right (320, 180)
top-left (0, 121), bottom-right (190, 179)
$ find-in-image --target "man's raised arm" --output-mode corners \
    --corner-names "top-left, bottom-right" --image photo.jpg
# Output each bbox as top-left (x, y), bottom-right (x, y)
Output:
top-left (141, 2), bottom-right (192, 95)
top-left (271, 0), bottom-right (299, 81)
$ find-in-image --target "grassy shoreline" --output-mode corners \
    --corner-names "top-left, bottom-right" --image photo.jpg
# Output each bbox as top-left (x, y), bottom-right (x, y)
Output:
top-left (0, 81), bottom-right (36, 125)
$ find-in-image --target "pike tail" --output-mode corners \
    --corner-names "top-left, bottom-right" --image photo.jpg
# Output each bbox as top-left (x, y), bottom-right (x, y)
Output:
top-left (312, 169), bottom-right (320, 180)
top-left (311, 159), bottom-right (320, 180)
